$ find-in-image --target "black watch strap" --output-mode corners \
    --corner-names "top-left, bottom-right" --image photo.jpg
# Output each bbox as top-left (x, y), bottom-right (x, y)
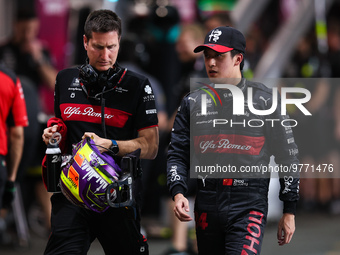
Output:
top-left (110, 139), bottom-right (119, 154)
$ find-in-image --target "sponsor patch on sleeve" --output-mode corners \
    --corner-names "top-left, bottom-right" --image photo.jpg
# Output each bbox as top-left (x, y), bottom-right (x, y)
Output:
top-left (146, 109), bottom-right (157, 114)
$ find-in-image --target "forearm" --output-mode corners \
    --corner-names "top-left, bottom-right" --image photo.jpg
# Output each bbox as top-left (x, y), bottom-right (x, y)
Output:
top-left (7, 126), bottom-right (24, 181)
top-left (116, 127), bottom-right (159, 159)
top-left (305, 81), bottom-right (330, 114)
top-left (38, 64), bottom-right (58, 90)
top-left (101, 136), bottom-right (158, 159)
top-left (29, 42), bottom-right (57, 90)
top-left (83, 127), bottom-right (159, 159)
top-left (115, 136), bottom-right (158, 159)
top-left (279, 175), bottom-right (299, 214)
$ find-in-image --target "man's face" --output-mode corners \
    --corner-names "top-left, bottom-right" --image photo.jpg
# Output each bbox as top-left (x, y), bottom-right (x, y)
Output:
top-left (176, 30), bottom-right (201, 63)
top-left (203, 48), bottom-right (242, 81)
top-left (84, 31), bottom-right (120, 71)
top-left (14, 19), bottom-right (39, 45)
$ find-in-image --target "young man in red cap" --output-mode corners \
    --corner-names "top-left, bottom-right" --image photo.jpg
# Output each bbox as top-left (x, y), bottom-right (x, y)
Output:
top-left (167, 26), bottom-right (300, 254)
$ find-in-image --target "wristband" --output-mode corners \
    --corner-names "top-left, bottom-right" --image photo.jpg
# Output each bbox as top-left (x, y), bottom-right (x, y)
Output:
top-left (5, 181), bottom-right (16, 192)
top-left (109, 139), bottom-right (119, 155)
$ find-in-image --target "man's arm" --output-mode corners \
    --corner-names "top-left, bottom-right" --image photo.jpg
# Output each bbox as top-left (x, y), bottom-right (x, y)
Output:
top-left (115, 126), bottom-right (159, 159)
top-left (166, 95), bottom-right (192, 221)
top-left (82, 126), bottom-right (159, 159)
top-left (267, 88), bottom-right (300, 245)
top-left (7, 77), bottom-right (27, 181)
top-left (25, 40), bottom-right (58, 90)
top-left (37, 63), bottom-right (58, 90)
top-left (7, 126), bottom-right (24, 181)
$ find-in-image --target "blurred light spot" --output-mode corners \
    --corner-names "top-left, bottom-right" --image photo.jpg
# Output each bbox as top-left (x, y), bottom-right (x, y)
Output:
top-left (156, 6), bottom-right (168, 17)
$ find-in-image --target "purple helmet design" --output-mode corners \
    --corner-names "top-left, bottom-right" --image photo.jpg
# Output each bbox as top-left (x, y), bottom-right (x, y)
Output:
top-left (60, 137), bottom-right (121, 213)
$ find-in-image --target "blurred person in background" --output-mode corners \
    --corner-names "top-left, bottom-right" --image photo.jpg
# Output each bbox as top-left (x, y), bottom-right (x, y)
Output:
top-left (172, 23), bottom-right (207, 110)
top-left (241, 24), bottom-right (264, 79)
top-left (162, 23), bottom-right (207, 255)
top-left (0, 65), bottom-right (28, 242)
top-left (327, 18), bottom-right (340, 77)
top-left (327, 17), bottom-right (340, 215)
top-left (282, 32), bottom-right (335, 214)
top-left (203, 12), bottom-right (232, 33)
top-left (118, 34), bottom-right (168, 132)
top-left (0, 8), bottom-right (58, 233)
top-left (0, 8), bottom-right (57, 92)
top-left (145, 4), bottom-right (182, 117)
top-left (117, 34), bottom-right (169, 222)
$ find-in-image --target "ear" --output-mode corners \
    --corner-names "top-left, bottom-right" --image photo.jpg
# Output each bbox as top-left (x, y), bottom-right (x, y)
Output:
top-left (234, 53), bottom-right (243, 66)
top-left (83, 35), bottom-right (88, 50)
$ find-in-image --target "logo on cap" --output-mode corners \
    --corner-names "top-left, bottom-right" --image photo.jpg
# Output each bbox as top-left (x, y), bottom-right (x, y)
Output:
top-left (208, 29), bottom-right (222, 43)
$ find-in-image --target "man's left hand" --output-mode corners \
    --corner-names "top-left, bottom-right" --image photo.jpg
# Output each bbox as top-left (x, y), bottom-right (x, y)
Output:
top-left (2, 181), bottom-right (16, 208)
top-left (277, 213), bottom-right (295, 246)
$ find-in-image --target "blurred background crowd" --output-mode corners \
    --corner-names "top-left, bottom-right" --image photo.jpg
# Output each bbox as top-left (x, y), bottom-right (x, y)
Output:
top-left (1, 0), bottom-right (340, 254)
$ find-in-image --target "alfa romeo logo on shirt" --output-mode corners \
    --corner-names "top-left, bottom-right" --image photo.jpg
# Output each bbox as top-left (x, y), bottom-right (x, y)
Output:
top-left (144, 85), bottom-right (152, 94)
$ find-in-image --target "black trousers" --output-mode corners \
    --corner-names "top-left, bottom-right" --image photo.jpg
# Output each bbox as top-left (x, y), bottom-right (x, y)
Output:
top-left (0, 155), bottom-right (7, 209)
top-left (194, 190), bottom-right (268, 255)
top-left (44, 193), bottom-right (148, 255)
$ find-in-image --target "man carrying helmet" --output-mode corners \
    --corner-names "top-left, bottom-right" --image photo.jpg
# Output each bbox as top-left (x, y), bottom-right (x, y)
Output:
top-left (42, 9), bottom-right (158, 254)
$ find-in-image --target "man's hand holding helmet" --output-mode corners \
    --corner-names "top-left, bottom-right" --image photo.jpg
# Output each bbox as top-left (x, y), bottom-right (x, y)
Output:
top-left (82, 132), bottom-right (115, 154)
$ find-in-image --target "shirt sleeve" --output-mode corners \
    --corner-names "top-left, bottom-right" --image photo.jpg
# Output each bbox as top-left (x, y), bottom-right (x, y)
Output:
top-left (9, 78), bottom-right (28, 127)
top-left (268, 90), bottom-right (300, 214)
top-left (167, 96), bottom-right (191, 198)
top-left (135, 78), bottom-right (158, 131)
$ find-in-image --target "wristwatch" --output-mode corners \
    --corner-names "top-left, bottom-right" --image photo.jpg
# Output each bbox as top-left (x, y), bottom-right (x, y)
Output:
top-left (109, 139), bottom-right (119, 155)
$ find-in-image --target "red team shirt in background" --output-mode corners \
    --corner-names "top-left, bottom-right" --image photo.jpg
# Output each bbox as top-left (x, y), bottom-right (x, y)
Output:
top-left (0, 68), bottom-right (28, 156)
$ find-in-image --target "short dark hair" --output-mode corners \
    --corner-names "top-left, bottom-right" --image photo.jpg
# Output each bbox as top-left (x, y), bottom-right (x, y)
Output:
top-left (16, 8), bottom-right (37, 21)
top-left (84, 9), bottom-right (122, 40)
top-left (205, 12), bottom-right (232, 27)
top-left (230, 49), bottom-right (244, 71)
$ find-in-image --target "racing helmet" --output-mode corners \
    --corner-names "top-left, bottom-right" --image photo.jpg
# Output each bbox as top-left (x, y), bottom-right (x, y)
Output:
top-left (60, 137), bottom-right (121, 213)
